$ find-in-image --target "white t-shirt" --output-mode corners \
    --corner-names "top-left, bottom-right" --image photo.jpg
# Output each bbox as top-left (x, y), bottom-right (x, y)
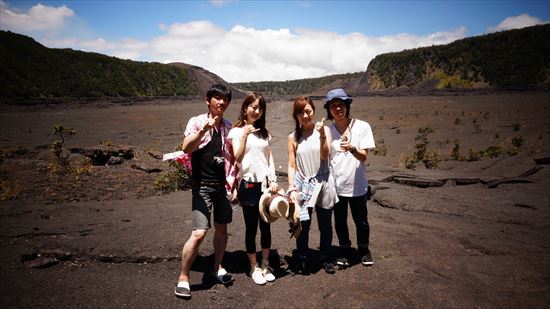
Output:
top-left (329, 119), bottom-right (375, 197)
top-left (227, 127), bottom-right (275, 183)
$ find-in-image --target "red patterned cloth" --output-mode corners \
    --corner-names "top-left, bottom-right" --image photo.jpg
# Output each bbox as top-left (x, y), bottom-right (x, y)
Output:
top-left (164, 113), bottom-right (239, 196)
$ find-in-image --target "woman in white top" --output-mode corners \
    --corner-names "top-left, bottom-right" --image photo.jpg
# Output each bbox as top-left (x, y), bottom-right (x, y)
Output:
top-left (287, 96), bottom-right (339, 275)
top-left (227, 93), bottom-right (278, 285)
top-left (324, 88), bottom-right (376, 267)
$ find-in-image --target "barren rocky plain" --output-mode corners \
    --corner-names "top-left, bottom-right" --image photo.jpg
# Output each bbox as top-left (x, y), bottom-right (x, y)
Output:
top-left (0, 91), bottom-right (549, 308)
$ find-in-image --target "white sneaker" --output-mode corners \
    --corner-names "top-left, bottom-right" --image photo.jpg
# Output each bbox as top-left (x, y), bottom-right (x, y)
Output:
top-left (251, 267), bottom-right (266, 285)
top-left (262, 266), bottom-right (276, 282)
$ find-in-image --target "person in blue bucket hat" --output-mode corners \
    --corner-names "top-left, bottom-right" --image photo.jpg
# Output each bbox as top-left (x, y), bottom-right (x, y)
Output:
top-left (324, 88), bottom-right (376, 268)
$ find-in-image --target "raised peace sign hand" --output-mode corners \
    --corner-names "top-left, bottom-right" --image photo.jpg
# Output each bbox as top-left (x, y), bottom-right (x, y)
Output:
top-left (243, 119), bottom-right (260, 136)
top-left (315, 117), bottom-right (326, 138)
top-left (202, 115), bottom-right (219, 133)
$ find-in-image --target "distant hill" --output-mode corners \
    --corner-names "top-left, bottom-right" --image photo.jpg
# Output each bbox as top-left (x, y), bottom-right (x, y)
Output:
top-left (168, 62), bottom-right (245, 99)
top-left (231, 72), bottom-right (363, 97)
top-left (0, 30), bottom-right (199, 100)
top-left (362, 24), bottom-right (550, 93)
top-left (234, 24), bottom-right (550, 96)
top-left (2, 24), bottom-right (548, 101)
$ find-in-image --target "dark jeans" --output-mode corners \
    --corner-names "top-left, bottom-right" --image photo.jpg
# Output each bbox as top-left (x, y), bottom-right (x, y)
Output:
top-left (296, 206), bottom-right (333, 259)
top-left (333, 194), bottom-right (370, 249)
top-left (238, 181), bottom-right (271, 254)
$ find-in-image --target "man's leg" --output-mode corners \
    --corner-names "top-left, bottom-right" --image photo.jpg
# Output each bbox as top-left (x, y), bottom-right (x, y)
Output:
top-left (213, 222), bottom-right (228, 271)
top-left (176, 184), bottom-right (212, 297)
top-left (175, 229), bottom-right (208, 298)
top-left (210, 185), bottom-right (233, 283)
top-left (178, 229), bottom-right (208, 283)
top-left (211, 222), bottom-right (235, 284)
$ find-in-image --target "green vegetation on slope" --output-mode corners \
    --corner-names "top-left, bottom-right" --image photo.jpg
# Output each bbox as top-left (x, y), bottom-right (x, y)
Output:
top-left (0, 31), bottom-right (197, 99)
top-left (2, 23), bottom-right (548, 100)
top-left (232, 72), bottom-right (362, 96)
top-left (367, 24), bottom-right (550, 90)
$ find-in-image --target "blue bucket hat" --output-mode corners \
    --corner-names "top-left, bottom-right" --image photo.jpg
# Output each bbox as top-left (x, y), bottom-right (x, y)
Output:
top-left (324, 88), bottom-right (352, 108)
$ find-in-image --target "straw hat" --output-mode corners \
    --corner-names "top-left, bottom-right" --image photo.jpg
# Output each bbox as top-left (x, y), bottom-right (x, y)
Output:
top-left (259, 189), bottom-right (301, 238)
top-left (259, 189), bottom-right (300, 224)
top-left (259, 188), bottom-right (288, 223)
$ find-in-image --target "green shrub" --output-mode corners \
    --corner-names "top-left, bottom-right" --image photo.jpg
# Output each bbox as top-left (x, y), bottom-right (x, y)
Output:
top-left (49, 124), bottom-right (77, 175)
top-left (0, 180), bottom-right (21, 200)
top-left (451, 140), bottom-right (463, 160)
top-left (424, 151), bottom-right (441, 169)
top-left (405, 153), bottom-right (418, 169)
top-left (154, 145), bottom-right (192, 193)
top-left (507, 147), bottom-right (520, 156)
top-left (485, 145), bottom-right (505, 158)
top-left (70, 157), bottom-right (92, 180)
top-left (511, 136), bottom-right (525, 148)
top-left (99, 140), bottom-right (116, 147)
top-left (436, 74), bottom-right (473, 89)
top-left (405, 126), bottom-right (440, 169)
top-left (373, 145), bottom-right (387, 156)
top-left (467, 148), bottom-right (483, 161)
top-left (0, 150), bottom-right (6, 165)
top-left (154, 173), bottom-right (176, 193)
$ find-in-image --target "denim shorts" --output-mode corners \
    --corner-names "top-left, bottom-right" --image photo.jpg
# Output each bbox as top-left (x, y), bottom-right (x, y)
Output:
top-left (237, 180), bottom-right (262, 207)
top-left (191, 183), bottom-right (232, 230)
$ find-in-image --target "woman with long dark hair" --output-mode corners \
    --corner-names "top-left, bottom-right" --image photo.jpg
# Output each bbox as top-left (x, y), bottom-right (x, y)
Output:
top-left (228, 93), bottom-right (278, 285)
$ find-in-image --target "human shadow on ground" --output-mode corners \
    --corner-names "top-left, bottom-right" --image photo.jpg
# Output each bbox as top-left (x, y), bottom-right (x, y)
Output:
top-left (189, 249), bottom-right (290, 291)
top-left (283, 246), bottom-right (363, 276)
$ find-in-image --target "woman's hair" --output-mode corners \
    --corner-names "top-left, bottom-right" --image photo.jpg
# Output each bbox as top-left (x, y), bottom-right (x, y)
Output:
top-left (206, 83), bottom-right (232, 103)
top-left (325, 99), bottom-right (351, 120)
top-left (234, 93), bottom-right (269, 139)
top-left (292, 96), bottom-right (315, 142)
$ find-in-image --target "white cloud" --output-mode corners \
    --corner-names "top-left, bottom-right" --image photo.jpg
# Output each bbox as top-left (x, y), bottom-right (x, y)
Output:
top-left (209, 0), bottom-right (233, 8)
top-left (43, 36), bottom-right (147, 61)
top-left (487, 14), bottom-right (548, 33)
top-left (138, 22), bottom-right (466, 82)
top-left (40, 21), bottom-right (467, 82)
top-left (0, 0), bottom-right (74, 34)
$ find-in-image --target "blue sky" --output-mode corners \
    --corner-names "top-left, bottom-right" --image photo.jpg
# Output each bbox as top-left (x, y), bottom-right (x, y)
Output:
top-left (1, 0), bottom-right (549, 82)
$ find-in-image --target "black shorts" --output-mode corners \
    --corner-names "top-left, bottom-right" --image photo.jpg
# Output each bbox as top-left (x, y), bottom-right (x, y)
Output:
top-left (191, 183), bottom-right (232, 230)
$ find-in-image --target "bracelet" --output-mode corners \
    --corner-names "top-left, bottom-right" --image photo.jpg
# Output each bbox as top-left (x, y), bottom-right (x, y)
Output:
top-left (349, 146), bottom-right (357, 154)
